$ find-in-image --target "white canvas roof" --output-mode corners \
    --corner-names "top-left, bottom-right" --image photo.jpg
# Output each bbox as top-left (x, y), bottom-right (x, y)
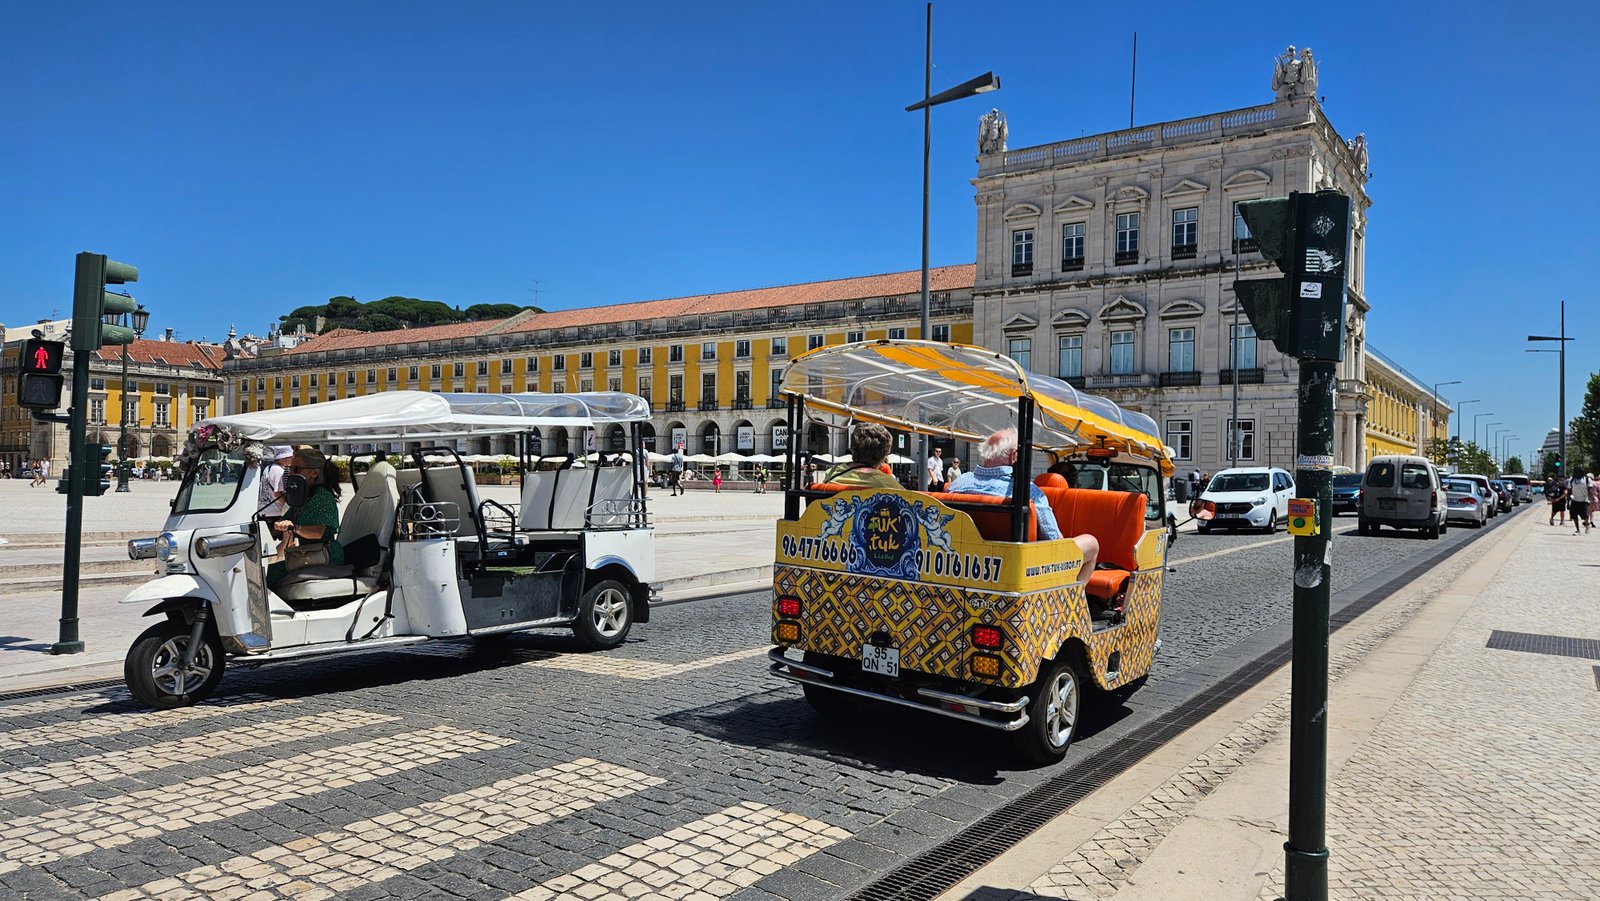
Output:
top-left (201, 391), bottom-right (649, 443)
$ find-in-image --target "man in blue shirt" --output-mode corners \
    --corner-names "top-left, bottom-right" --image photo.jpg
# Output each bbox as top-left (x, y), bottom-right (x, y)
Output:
top-left (947, 428), bottom-right (1099, 581)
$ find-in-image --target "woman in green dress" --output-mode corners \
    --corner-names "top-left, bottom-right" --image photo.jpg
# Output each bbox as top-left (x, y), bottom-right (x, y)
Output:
top-left (266, 447), bottom-right (345, 588)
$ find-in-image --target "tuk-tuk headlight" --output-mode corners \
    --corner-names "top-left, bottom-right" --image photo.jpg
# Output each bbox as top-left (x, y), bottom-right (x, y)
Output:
top-left (128, 538), bottom-right (158, 561)
top-left (155, 532), bottom-right (177, 561)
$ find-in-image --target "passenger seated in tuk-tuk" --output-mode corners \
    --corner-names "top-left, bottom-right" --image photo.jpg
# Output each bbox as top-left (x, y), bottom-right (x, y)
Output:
top-left (822, 424), bottom-right (902, 489)
top-left (948, 429), bottom-right (1100, 581)
top-left (267, 447), bottom-right (346, 588)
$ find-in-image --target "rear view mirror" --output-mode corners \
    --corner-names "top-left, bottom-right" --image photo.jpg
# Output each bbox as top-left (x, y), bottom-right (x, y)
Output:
top-left (283, 473), bottom-right (311, 509)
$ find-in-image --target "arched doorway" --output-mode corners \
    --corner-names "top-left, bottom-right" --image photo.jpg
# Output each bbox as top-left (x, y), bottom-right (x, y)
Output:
top-left (152, 435), bottom-right (173, 458)
top-left (731, 419), bottom-right (754, 455)
top-left (665, 421), bottom-right (687, 454)
top-left (606, 424), bottom-right (627, 452)
top-left (699, 422), bottom-right (721, 455)
top-left (767, 419), bottom-right (789, 455)
top-left (122, 434), bottom-right (142, 460)
top-left (639, 422), bottom-right (657, 452)
top-left (548, 428), bottom-right (570, 456)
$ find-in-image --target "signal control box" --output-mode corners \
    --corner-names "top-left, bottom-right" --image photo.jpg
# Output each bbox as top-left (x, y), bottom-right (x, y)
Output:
top-left (1287, 498), bottom-right (1319, 536)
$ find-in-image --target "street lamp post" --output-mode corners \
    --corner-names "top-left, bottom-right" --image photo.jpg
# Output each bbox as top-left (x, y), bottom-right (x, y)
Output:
top-left (1481, 420), bottom-right (1501, 453)
top-left (1430, 380), bottom-right (1460, 461)
top-left (113, 305), bottom-right (150, 492)
top-left (1491, 427), bottom-right (1508, 468)
top-left (1454, 399), bottom-right (1479, 442)
top-left (1471, 412), bottom-right (1495, 451)
top-left (1528, 301), bottom-right (1574, 474)
top-left (905, 1), bottom-right (998, 487)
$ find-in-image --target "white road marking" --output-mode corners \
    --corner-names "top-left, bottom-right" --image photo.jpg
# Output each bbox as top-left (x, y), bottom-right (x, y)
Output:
top-left (505, 802), bottom-right (851, 901)
top-left (0, 694), bottom-right (293, 752)
top-left (0, 708), bottom-right (399, 801)
top-left (99, 758), bottom-right (665, 901)
top-left (0, 725), bottom-right (515, 874)
top-left (523, 646), bottom-right (768, 680)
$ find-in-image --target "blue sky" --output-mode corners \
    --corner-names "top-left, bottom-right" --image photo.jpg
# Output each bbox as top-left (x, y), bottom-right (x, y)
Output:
top-left (3, 1), bottom-right (1595, 463)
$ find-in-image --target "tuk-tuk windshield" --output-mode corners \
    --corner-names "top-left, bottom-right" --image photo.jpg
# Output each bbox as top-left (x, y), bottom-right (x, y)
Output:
top-left (1071, 461), bottom-right (1165, 523)
top-left (172, 447), bottom-right (249, 514)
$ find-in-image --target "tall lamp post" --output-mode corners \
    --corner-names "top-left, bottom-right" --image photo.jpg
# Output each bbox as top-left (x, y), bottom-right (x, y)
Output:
top-left (112, 304), bottom-right (150, 492)
top-left (1480, 420), bottom-right (1501, 454)
top-left (905, 1), bottom-right (998, 487)
top-left (1491, 427), bottom-right (1508, 469)
top-left (1430, 380), bottom-right (1460, 458)
top-left (1528, 301), bottom-right (1574, 474)
top-left (1454, 399), bottom-right (1479, 442)
top-left (1471, 412), bottom-right (1495, 451)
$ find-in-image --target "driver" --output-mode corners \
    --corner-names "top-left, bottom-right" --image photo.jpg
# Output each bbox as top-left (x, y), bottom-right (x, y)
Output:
top-left (948, 429), bottom-right (1100, 583)
top-left (266, 447), bottom-right (346, 588)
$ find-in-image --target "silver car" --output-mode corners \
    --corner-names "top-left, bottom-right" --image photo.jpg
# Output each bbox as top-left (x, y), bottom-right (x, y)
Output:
top-left (1443, 478), bottom-right (1488, 528)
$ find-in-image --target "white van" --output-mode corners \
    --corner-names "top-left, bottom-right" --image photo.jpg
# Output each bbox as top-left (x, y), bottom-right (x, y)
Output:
top-left (1359, 455), bottom-right (1446, 538)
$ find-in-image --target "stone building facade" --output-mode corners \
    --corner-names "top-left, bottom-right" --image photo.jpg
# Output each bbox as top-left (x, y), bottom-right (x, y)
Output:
top-left (223, 266), bottom-right (974, 460)
top-left (970, 48), bottom-right (1374, 474)
top-left (0, 322), bottom-right (227, 473)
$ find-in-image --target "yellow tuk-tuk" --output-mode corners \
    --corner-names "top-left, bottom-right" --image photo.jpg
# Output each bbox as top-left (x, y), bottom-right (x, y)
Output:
top-left (768, 340), bottom-right (1174, 763)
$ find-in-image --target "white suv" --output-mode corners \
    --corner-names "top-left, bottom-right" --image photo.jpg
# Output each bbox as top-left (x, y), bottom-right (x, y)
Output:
top-left (1197, 467), bottom-right (1296, 534)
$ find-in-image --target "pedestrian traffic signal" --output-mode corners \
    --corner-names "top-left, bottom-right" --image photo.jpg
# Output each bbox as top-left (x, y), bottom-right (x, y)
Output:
top-left (17, 338), bottom-right (66, 410)
top-left (1233, 190), bottom-right (1351, 362)
top-left (85, 443), bottom-right (115, 497)
top-left (70, 252), bottom-right (140, 352)
top-left (1554, 453), bottom-right (1563, 470)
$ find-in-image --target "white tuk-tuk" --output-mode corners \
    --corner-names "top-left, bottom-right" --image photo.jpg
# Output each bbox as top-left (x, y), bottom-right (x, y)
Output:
top-left (121, 391), bottom-right (656, 708)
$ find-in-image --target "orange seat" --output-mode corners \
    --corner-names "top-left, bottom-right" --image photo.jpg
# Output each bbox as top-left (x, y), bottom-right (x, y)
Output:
top-left (1034, 472), bottom-right (1068, 489)
top-left (926, 492), bottom-right (1038, 543)
top-left (1039, 487), bottom-right (1146, 600)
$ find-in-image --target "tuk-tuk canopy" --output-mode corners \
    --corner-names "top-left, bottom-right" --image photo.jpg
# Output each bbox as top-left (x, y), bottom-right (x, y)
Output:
top-left (781, 340), bottom-right (1172, 475)
top-left (198, 391), bottom-right (650, 443)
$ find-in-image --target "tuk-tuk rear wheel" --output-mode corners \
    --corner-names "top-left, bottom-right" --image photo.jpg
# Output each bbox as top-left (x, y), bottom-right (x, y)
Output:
top-left (1011, 657), bottom-right (1083, 766)
top-left (574, 579), bottom-right (633, 650)
top-left (125, 620), bottom-right (225, 709)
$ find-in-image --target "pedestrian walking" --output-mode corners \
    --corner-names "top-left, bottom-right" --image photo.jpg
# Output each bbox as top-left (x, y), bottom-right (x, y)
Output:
top-left (926, 447), bottom-right (946, 492)
top-left (669, 448), bottom-right (685, 496)
top-left (755, 465), bottom-right (768, 494)
top-left (1547, 475), bottom-right (1569, 526)
top-left (945, 457), bottom-right (963, 485)
top-left (1567, 469), bottom-right (1592, 534)
top-left (712, 468), bottom-right (722, 493)
top-left (1588, 476), bottom-right (1600, 529)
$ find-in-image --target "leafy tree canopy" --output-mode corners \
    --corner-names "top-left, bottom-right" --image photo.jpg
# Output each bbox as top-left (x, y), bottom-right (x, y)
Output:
top-left (279, 295), bottom-right (543, 334)
top-left (1504, 455), bottom-right (1525, 475)
top-left (1569, 371), bottom-right (1600, 475)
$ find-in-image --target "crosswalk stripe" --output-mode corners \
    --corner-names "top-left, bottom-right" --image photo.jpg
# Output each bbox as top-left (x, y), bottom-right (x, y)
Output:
top-left (99, 757), bottom-right (665, 901)
top-left (507, 802), bottom-right (851, 900)
top-left (0, 691), bottom-right (126, 720)
top-left (522, 646), bottom-right (768, 680)
top-left (0, 708), bottom-right (400, 801)
top-left (0, 725), bottom-right (515, 874)
top-left (0, 694), bottom-right (293, 752)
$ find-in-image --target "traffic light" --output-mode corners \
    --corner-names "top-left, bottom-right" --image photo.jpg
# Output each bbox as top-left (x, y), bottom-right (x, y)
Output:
top-left (1554, 453), bottom-right (1563, 471)
top-left (1234, 190), bottom-right (1352, 362)
top-left (71, 252), bottom-right (140, 352)
top-left (17, 338), bottom-right (66, 410)
top-left (85, 443), bottom-right (114, 496)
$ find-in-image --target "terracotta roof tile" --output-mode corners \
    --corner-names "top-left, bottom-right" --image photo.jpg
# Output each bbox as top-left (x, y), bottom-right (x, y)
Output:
top-left (96, 340), bottom-right (225, 370)
top-left (274, 264), bottom-right (975, 355)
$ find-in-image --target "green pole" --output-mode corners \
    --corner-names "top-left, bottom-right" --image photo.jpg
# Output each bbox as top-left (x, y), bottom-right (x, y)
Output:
top-left (52, 324), bottom-right (91, 654)
top-left (1284, 358), bottom-right (1334, 898)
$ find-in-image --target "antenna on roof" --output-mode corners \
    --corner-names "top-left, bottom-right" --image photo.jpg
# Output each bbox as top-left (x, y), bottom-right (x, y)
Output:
top-left (529, 279), bottom-right (544, 308)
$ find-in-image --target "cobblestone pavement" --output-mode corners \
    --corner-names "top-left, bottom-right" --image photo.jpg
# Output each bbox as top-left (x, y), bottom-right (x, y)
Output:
top-left (0, 508), bottom-right (1521, 899)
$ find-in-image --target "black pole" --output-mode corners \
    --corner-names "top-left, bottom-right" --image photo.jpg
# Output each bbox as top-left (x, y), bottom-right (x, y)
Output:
top-left (1284, 359), bottom-right (1334, 898)
top-left (1559, 301), bottom-right (1566, 470)
top-left (1011, 396), bottom-right (1034, 542)
top-left (1128, 32), bottom-right (1137, 128)
top-left (917, 1), bottom-right (932, 490)
top-left (116, 345), bottom-right (131, 491)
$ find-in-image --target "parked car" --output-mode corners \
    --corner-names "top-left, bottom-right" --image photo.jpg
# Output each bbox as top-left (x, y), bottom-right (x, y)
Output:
top-left (1502, 474), bottom-right (1532, 503)
top-left (1196, 467), bottom-right (1295, 533)
top-left (1453, 473), bottom-right (1499, 519)
top-left (1489, 479), bottom-right (1515, 511)
top-left (1443, 478), bottom-right (1489, 528)
top-left (1330, 473), bottom-right (1364, 515)
top-left (1359, 455), bottom-right (1447, 538)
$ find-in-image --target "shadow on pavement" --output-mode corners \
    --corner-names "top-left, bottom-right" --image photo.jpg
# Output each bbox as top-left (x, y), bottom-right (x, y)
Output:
top-left (658, 681), bottom-right (1137, 785)
top-left (951, 889), bottom-right (1061, 901)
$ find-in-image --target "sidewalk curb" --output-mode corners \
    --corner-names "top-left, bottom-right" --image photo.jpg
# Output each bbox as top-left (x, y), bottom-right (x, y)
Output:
top-left (938, 510), bottom-right (1536, 901)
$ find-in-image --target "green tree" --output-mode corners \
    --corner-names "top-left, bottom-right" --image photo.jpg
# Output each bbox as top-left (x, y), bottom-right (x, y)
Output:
top-left (1569, 371), bottom-right (1600, 474)
top-left (1504, 455), bottom-right (1524, 475)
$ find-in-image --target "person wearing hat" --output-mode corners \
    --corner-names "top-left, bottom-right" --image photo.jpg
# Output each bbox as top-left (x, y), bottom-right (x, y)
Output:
top-left (259, 446), bottom-right (292, 525)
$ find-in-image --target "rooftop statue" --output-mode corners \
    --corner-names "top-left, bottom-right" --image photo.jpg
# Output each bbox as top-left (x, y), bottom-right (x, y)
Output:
top-left (978, 109), bottom-right (1008, 156)
top-left (1271, 45), bottom-right (1318, 101)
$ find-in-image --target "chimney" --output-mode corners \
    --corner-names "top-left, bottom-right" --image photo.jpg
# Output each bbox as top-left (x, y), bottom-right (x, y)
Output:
top-left (164, 328), bottom-right (174, 342)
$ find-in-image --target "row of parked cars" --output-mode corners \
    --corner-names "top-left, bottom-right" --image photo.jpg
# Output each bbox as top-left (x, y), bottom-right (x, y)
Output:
top-left (1193, 456), bottom-right (1524, 539)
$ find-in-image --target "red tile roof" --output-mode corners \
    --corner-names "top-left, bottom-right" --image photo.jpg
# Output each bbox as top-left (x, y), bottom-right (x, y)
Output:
top-left (96, 340), bottom-right (225, 370)
top-left (283, 264), bottom-right (976, 356)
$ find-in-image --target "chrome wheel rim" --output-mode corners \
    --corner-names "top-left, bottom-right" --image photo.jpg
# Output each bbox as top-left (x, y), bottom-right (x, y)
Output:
top-left (1043, 668), bottom-right (1079, 749)
top-left (150, 635), bottom-right (214, 697)
top-left (591, 588), bottom-right (629, 638)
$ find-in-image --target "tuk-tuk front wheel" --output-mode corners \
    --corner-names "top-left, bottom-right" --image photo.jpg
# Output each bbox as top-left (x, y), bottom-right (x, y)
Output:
top-left (574, 579), bottom-right (633, 650)
top-left (1011, 657), bottom-right (1083, 765)
top-left (125, 619), bottom-right (226, 709)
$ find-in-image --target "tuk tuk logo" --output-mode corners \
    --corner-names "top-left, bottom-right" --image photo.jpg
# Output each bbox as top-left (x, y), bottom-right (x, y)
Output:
top-left (812, 494), bottom-right (956, 580)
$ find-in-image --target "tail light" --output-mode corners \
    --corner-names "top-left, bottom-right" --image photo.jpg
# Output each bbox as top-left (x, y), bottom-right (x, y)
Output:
top-left (1430, 493), bottom-right (1438, 510)
top-left (1462, 496), bottom-right (1476, 506)
top-left (972, 625), bottom-right (1004, 650)
top-left (777, 596), bottom-right (802, 618)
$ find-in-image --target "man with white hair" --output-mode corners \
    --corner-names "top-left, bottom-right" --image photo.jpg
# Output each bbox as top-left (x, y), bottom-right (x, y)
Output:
top-left (947, 428), bottom-right (1099, 581)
